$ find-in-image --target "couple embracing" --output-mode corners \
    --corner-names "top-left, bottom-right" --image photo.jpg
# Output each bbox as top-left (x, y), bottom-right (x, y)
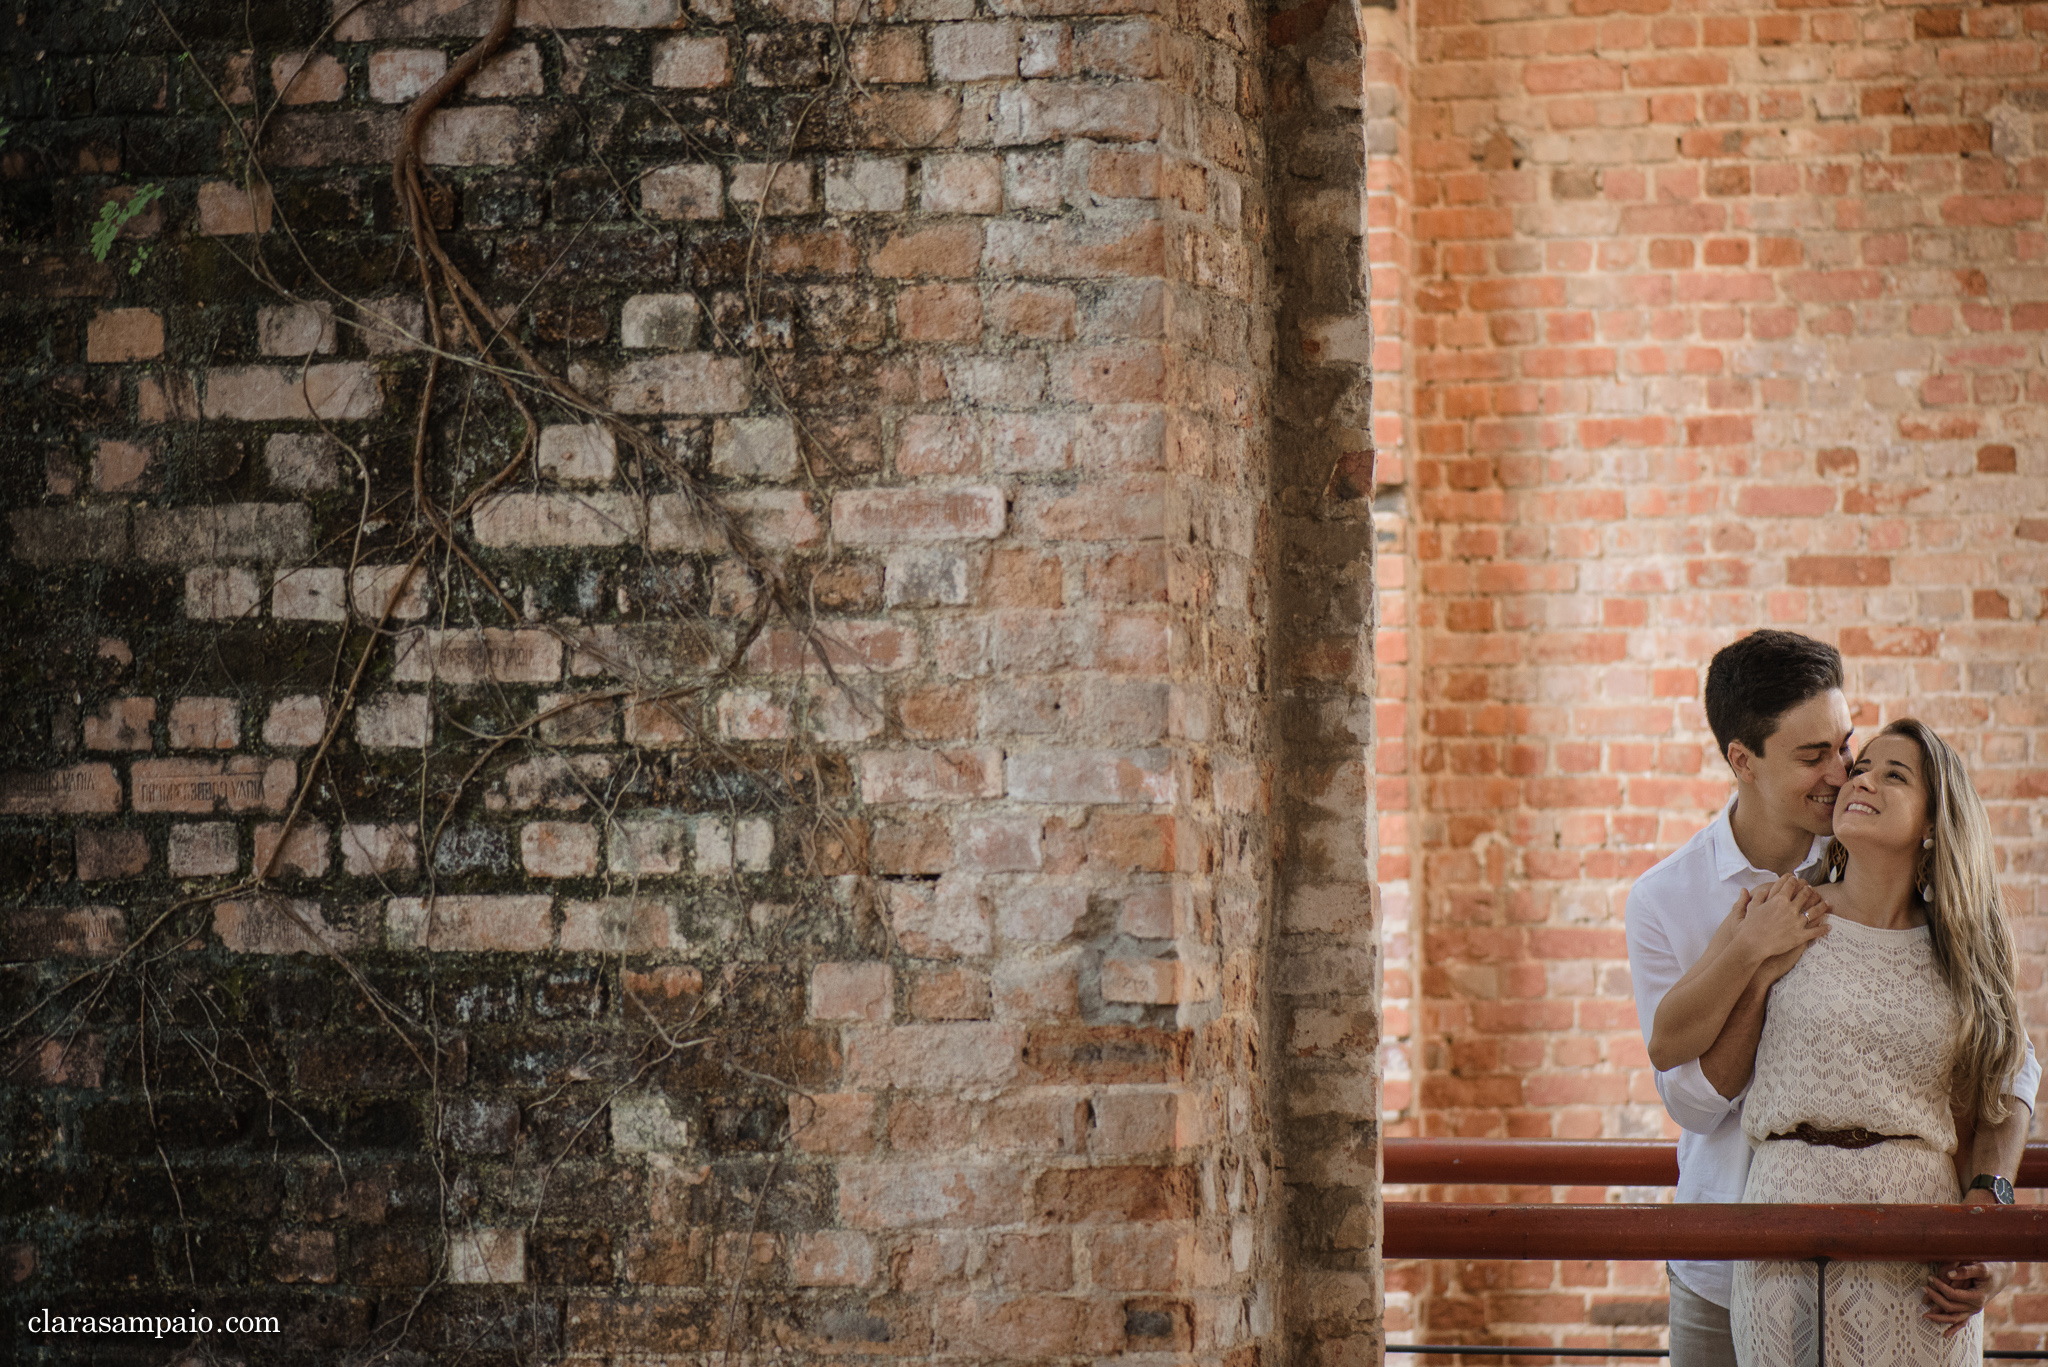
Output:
top-left (1625, 630), bottom-right (2040, 1367)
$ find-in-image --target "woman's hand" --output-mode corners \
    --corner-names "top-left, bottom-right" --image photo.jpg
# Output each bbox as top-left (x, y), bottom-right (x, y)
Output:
top-left (1732, 874), bottom-right (1830, 985)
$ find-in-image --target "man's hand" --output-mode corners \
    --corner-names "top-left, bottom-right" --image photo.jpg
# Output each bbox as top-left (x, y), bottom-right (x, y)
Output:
top-left (1924, 1259), bottom-right (2008, 1337)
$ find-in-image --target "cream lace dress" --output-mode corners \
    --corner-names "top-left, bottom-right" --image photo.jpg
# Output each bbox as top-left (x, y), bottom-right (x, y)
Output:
top-left (1730, 916), bottom-right (1975, 1367)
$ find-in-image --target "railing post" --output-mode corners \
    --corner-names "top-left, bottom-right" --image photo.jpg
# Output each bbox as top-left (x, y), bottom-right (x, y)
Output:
top-left (1814, 1257), bottom-right (1828, 1367)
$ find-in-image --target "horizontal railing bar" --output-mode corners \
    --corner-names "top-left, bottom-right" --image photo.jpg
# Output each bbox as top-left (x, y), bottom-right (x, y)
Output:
top-left (1386, 1349), bottom-right (1669, 1359)
top-left (1385, 1202), bottom-right (2048, 1260)
top-left (1386, 1140), bottom-right (1676, 1186)
top-left (1386, 1348), bottom-right (2048, 1361)
top-left (1385, 1139), bottom-right (2048, 1188)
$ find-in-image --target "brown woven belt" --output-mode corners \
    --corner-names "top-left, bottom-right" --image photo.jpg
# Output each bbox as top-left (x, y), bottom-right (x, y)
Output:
top-left (1765, 1122), bottom-right (1913, 1150)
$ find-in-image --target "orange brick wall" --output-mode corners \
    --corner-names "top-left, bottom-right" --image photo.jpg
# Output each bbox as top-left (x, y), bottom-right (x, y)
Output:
top-left (1363, 2), bottom-right (1430, 1349)
top-left (1377, 0), bottom-right (2048, 1355)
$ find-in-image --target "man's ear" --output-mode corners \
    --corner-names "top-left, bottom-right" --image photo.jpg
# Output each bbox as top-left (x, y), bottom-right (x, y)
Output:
top-left (1726, 740), bottom-right (1757, 785)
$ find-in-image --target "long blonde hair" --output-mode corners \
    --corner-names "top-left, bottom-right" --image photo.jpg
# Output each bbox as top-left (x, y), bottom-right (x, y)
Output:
top-left (1824, 719), bottom-right (2025, 1122)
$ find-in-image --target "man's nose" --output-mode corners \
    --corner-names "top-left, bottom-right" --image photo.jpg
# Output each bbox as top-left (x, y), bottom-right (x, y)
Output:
top-left (1823, 751), bottom-right (1851, 786)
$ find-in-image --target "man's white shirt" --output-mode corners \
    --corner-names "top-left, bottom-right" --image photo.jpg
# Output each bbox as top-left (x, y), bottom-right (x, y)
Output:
top-left (1623, 799), bottom-right (2042, 1308)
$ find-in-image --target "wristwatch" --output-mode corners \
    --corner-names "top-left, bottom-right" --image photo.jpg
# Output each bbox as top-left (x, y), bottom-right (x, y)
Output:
top-left (1968, 1173), bottom-right (2016, 1205)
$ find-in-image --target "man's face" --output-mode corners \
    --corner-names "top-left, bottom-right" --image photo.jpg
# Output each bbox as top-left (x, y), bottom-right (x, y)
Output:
top-left (1728, 688), bottom-right (1855, 837)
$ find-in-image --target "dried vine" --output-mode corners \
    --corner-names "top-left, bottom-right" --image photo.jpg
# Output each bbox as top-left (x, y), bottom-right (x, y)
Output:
top-left (2, 2), bottom-right (908, 1360)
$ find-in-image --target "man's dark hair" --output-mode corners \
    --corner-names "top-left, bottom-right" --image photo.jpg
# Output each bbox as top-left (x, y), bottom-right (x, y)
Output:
top-left (1703, 630), bottom-right (1844, 760)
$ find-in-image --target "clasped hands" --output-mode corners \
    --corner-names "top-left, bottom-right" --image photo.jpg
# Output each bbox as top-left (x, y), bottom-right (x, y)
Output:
top-left (1926, 1258), bottom-right (2008, 1337)
top-left (1727, 873), bottom-right (1831, 984)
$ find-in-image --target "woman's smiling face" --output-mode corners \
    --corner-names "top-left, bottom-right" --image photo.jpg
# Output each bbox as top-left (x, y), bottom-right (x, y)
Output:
top-left (1832, 733), bottom-right (1933, 852)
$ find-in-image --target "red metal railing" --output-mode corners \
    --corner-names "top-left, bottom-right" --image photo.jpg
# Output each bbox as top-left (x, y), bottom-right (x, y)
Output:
top-left (1385, 1137), bottom-right (2048, 1188)
top-left (1382, 1139), bottom-right (2048, 1359)
top-left (1386, 1201), bottom-right (2048, 1260)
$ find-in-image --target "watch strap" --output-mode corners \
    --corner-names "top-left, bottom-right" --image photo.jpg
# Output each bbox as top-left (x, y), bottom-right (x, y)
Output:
top-left (1968, 1173), bottom-right (2016, 1205)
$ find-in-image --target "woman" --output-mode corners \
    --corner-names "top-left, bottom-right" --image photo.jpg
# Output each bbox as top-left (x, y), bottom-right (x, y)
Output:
top-left (1651, 719), bottom-right (2026, 1367)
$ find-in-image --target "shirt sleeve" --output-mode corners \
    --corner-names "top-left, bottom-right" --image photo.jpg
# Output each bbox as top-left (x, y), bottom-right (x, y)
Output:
top-left (1655, 1057), bottom-right (1744, 1133)
top-left (1626, 879), bottom-right (1745, 1134)
top-left (2006, 1030), bottom-right (2041, 1115)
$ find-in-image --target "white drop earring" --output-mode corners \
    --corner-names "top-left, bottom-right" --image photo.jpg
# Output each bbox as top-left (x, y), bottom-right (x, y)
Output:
top-left (1922, 837), bottom-right (1933, 850)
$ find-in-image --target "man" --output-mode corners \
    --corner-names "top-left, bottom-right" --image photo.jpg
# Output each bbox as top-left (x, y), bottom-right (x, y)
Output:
top-left (1624, 629), bottom-right (2040, 1367)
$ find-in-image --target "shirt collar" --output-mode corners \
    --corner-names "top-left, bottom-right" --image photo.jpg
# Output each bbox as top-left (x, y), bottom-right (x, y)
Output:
top-left (1709, 794), bottom-right (1830, 884)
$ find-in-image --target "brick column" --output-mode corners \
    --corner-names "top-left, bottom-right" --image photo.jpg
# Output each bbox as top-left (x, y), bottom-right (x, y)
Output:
top-left (1267, 0), bottom-right (1386, 1361)
top-left (1360, 0), bottom-right (1425, 1351)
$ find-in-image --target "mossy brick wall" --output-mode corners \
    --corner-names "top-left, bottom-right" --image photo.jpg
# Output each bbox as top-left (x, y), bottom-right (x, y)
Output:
top-left (1369, 0), bottom-right (2048, 1357)
top-left (0, 0), bottom-right (1384, 1362)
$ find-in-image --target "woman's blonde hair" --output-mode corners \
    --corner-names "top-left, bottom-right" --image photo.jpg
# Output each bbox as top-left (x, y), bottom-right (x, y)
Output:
top-left (1823, 718), bottom-right (2024, 1123)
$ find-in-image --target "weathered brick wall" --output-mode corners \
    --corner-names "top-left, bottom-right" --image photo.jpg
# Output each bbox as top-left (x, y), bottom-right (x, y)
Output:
top-left (1383, 0), bottom-right (2048, 1356)
top-left (1, 0), bottom-right (1380, 1362)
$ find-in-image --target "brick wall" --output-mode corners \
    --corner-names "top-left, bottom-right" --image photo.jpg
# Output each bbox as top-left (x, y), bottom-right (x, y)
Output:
top-left (1385, 0), bottom-right (2048, 1356)
top-left (0, 0), bottom-right (1383, 1362)
top-left (19, 0), bottom-right (2033, 1356)
top-left (1364, 0), bottom-right (1427, 1348)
